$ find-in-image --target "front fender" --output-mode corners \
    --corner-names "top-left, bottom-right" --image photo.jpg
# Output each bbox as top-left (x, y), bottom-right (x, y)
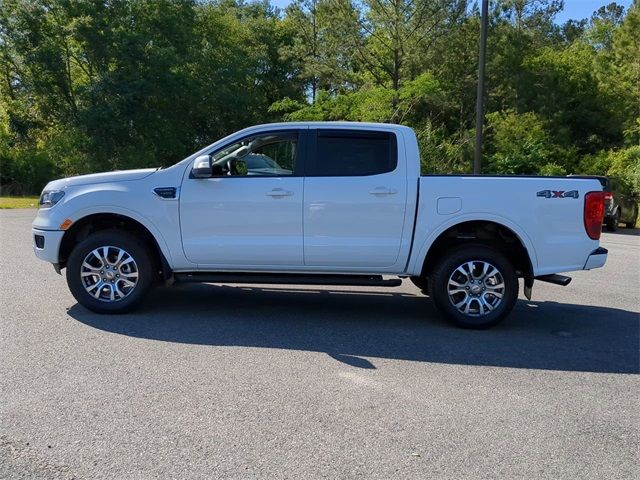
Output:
top-left (33, 182), bottom-right (180, 267)
top-left (65, 205), bottom-right (175, 266)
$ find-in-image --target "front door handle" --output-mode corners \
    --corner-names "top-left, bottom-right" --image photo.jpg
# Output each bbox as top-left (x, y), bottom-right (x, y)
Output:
top-left (369, 187), bottom-right (397, 196)
top-left (266, 188), bottom-right (294, 197)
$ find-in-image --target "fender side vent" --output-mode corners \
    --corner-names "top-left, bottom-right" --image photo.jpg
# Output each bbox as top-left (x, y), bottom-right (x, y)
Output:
top-left (153, 187), bottom-right (177, 199)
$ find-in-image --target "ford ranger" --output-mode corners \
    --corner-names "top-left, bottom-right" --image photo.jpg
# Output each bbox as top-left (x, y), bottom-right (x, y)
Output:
top-left (32, 122), bottom-right (608, 328)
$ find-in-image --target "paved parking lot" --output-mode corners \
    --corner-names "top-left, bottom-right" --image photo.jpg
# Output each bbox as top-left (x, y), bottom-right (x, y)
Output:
top-left (1, 209), bottom-right (638, 479)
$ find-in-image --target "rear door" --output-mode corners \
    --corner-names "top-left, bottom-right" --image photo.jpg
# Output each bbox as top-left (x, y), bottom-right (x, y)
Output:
top-left (303, 128), bottom-right (408, 268)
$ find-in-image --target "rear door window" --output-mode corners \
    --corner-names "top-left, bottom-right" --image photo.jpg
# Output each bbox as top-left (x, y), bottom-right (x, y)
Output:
top-left (307, 130), bottom-right (397, 176)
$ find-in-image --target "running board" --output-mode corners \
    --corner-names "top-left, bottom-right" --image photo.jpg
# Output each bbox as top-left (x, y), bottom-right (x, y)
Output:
top-left (535, 274), bottom-right (572, 286)
top-left (174, 272), bottom-right (402, 287)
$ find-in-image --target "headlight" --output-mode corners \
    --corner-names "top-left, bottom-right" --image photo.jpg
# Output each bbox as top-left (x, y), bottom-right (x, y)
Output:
top-left (39, 190), bottom-right (65, 208)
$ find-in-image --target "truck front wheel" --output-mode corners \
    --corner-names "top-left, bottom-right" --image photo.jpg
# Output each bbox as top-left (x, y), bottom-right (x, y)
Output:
top-left (428, 246), bottom-right (518, 329)
top-left (66, 230), bottom-right (156, 314)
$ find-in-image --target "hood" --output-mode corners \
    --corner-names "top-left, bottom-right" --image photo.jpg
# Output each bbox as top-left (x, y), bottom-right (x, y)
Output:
top-left (45, 168), bottom-right (158, 190)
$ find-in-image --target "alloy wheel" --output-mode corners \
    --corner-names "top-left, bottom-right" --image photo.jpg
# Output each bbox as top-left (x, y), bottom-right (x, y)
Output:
top-left (447, 260), bottom-right (505, 317)
top-left (80, 246), bottom-right (139, 302)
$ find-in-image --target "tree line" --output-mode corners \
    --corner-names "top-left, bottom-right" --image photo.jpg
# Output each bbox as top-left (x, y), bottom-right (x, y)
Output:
top-left (1, 0), bottom-right (638, 196)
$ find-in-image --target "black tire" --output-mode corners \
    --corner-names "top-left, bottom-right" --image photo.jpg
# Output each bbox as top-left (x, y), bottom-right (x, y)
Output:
top-left (409, 276), bottom-right (429, 292)
top-left (66, 230), bottom-right (156, 314)
top-left (624, 211), bottom-right (637, 228)
top-left (428, 245), bottom-right (518, 329)
top-left (605, 212), bottom-right (619, 232)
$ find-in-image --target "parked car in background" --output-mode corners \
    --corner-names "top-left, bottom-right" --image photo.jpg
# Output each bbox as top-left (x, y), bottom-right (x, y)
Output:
top-left (604, 177), bottom-right (638, 231)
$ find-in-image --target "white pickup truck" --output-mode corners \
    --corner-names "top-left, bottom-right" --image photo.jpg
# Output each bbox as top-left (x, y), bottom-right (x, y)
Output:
top-left (32, 122), bottom-right (608, 328)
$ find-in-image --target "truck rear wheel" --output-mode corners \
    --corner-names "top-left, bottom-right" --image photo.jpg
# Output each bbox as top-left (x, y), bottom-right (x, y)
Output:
top-left (428, 246), bottom-right (518, 329)
top-left (66, 230), bottom-right (156, 314)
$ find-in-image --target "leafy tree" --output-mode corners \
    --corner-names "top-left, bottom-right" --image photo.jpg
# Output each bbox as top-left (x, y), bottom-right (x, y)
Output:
top-left (327, 0), bottom-right (466, 92)
top-left (485, 110), bottom-right (556, 174)
top-left (608, 0), bottom-right (640, 144)
top-left (587, 1), bottom-right (626, 49)
top-left (281, 0), bottom-right (358, 100)
top-left (522, 42), bottom-right (623, 152)
top-left (0, 0), bottom-right (638, 194)
top-left (580, 146), bottom-right (640, 195)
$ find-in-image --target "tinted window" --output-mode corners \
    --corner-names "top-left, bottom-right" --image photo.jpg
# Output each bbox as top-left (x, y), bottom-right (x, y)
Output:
top-left (309, 130), bottom-right (397, 176)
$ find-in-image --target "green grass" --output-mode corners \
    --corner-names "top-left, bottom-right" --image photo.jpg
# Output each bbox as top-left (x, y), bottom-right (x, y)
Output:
top-left (0, 196), bottom-right (39, 209)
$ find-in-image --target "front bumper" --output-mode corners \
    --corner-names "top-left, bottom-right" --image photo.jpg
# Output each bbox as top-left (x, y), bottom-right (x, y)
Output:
top-left (583, 246), bottom-right (608, 270)
top-left (32, 228), bottom-right (65, 265)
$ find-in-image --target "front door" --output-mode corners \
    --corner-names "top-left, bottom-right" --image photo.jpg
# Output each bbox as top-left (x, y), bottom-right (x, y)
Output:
top-left (180, 129), bottom-right (304, 266)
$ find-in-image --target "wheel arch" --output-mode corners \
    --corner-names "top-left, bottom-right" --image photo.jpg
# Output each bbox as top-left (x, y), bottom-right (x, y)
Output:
top-left (413, 217), bottom-right (537, 281)
top-left (58, 211), bottom-right (172, 278)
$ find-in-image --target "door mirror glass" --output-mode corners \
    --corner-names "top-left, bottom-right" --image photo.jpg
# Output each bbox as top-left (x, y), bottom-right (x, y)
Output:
top-left (192, 155), bottom-right (212, 178)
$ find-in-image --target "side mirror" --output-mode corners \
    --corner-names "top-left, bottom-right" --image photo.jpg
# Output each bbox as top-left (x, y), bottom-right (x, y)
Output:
top-left (191, 155), bottom-right (212, 178)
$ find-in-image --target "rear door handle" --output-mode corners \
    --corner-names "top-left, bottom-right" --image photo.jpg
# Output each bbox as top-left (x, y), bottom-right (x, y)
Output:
top-left (266, 188), bottom-right (294, 197)
top-left (369, 187), bottom-right (397, 196)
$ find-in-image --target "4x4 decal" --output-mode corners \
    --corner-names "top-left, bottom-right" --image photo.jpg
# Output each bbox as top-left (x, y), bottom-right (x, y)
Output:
top-left (536, 190), bottom-right (579, 199)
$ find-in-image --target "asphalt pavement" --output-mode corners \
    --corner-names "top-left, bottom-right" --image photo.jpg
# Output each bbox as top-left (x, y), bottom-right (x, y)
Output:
top-left (1, 209), bottom-right (638, 479)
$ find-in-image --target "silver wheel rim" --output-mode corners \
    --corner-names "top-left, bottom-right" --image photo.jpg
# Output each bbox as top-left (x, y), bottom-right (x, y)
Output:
top-left (447, 260), bottom-right (505, 317)
top-left (81, 246), bottom-right (139, 302)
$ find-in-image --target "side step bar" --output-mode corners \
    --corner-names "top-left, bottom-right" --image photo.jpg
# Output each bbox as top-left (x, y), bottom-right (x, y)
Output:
top-left (535, 274), bottom-right (572, 286)
top-left (174, 272), bottom-right (403, 287)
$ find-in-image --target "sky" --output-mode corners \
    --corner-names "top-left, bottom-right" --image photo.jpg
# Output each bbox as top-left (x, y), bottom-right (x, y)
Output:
top-left (269, 0), bottom-right (635, 24)
top-left (555, 0), bottom-right (634, 23)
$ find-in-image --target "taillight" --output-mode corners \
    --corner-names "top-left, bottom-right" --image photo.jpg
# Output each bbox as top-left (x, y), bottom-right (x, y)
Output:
top-left (584, 191), bottom-right (606, 240)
